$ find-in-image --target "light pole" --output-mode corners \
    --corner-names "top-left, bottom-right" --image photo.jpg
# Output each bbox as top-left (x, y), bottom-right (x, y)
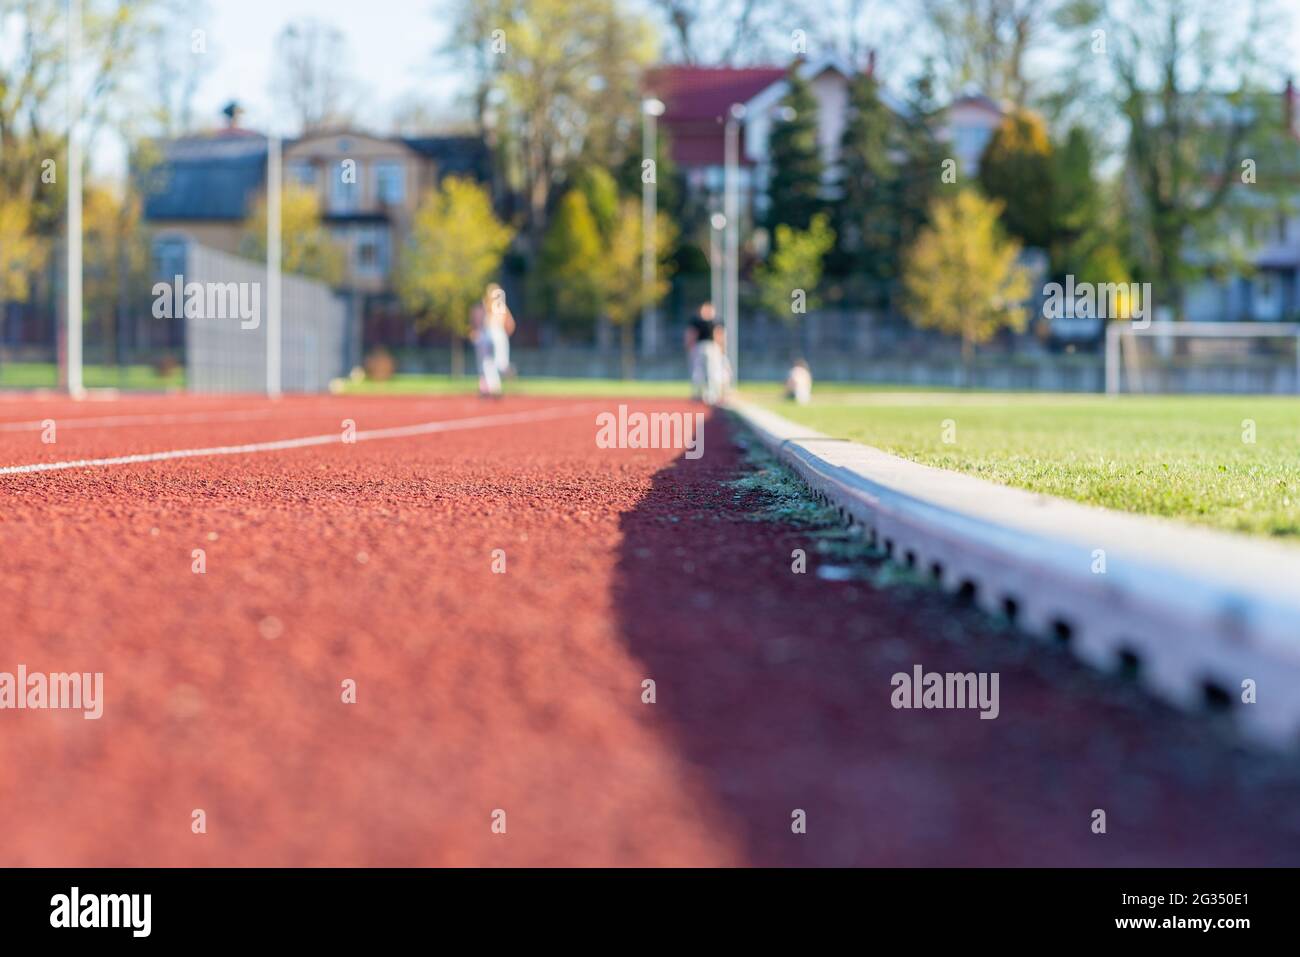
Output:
top-left (65, 0), bottom-right (83, 398)
top-left (723, 102), bottom-right (744, 383)
top-left (641, 97), bottom-right (665, 357)
top-left (266, 133), bottom-right (282, 398)
top-left (709, 212), bottom-right (725, 318)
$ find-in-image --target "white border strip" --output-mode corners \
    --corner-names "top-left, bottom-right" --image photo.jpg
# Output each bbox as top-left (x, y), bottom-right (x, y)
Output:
top-left (0, 404), bottom-right (593, 476)
top-left (729, 398), bottom-right (1300, 748)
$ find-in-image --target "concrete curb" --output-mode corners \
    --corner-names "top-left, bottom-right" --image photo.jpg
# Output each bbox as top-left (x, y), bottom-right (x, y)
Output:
top-left (728, 398), bottom-right (1300, 748)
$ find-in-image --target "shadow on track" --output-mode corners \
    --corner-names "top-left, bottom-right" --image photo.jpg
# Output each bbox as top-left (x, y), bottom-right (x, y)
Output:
top-left (610, 408), bottom-right (1300, 866)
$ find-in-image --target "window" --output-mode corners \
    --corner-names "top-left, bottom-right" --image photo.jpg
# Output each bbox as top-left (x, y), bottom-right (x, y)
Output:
top-left (375, 161), bottom-right (406, 205)
top-left (287, 161), bottom-right (316, 188)
top-left (330, 160), bottom-right (360, 213)
top-left (354, 226), bottom-right (390, 278)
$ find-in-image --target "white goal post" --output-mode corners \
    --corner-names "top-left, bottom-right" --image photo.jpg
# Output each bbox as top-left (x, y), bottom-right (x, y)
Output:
top-left (1105, 321), bottom-right (1300, 395)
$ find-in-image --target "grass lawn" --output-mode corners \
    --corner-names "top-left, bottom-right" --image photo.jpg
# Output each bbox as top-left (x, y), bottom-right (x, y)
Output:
top-left (0, 362), bottom-right (184, 391)
top-left (749, 388), bottom-right (1300, 540)
top-left (341, 373), bottom-right (693, 398)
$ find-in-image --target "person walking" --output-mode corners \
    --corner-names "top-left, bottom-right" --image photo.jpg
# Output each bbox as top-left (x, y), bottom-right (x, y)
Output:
top-left (473, 283), bottom-right (515, 398)
top-left (685, 302), bottom-right (727, 405)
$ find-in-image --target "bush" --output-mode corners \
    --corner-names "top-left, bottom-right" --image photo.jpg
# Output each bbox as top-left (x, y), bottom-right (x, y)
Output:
top-left (364, 346), bottom-right (396, 382)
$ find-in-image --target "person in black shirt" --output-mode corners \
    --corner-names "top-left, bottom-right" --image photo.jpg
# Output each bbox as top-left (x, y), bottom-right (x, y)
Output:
top-left (685, 303), bottom-right (728, 404)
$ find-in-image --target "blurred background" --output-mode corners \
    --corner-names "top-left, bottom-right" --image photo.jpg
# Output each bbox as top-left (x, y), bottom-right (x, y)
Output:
top-left (2, 0), bottom-right (1299, 392)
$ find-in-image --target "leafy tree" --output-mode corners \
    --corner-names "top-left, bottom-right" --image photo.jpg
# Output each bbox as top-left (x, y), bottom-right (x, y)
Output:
top-left (450, 0), bottom-right (657, 245)
top-left (903, 189), bottom-right (1031, 365)
top-left (765, 64), bottom-right (823, 233)
top-left (832, 70), bottom-right (898, 297)
top-left (894, 63), bottom-right (948, 271)
top-left (240, 183), bottom-right (346, 285)
top-left (755, 213), bottom-right (835, 349)
top-left (571, 165), bottom-right (620, 241)
top-left (537, 189), bottom-right (604, 334)
top-left (978, 107), bottom-right (1054, 250)
top-left (0, 197), bottom-right (44, 302)
top-left (598, 198), bottom-right (678, 378)
top-left (397, 176), bottom-right (515, 375)
top-left (1068, 0), bottom-right (1285, 317)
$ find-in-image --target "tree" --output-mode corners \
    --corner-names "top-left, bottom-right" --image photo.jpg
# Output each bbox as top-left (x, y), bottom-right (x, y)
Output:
top-left (894, 63), bottom-right (948, 269)
top-left (917, 0), bottom-right (1055, 107)
top-left (571, 165), bottom-right (620, 242)
top-left (1048, 124), bottom-right (1129, 283)
top-left (397, 177), bottom-right (515, 375)
top-left (273, 20), bottom-right (355, 133)
top-left (240, 183), bottom-right (346, 285)
top-left (755, 213), bottom-right (835, 353)
top-left (903, 189), bottom-right (1031, 365)
top-left (978, 107), bottom-right (1054, 249)
top-left (449, 0), bottom-right (657, 245)
top-left (598, 199), bottom-right (678, 378)
top-left (765, 64), bottom-right (823, 233)
top-left (536, 189), bottom-right (604, 334)
top-left (832, 70), bottom-right (899, 296)
top-left (1069, 0), bottom-right (1285, 318)
top-left (0, 197), bottom-right (44, 301)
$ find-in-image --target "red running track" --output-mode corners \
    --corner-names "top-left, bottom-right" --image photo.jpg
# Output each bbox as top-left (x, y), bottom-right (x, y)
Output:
top-left (1, 391), bottom-right (1299, 866)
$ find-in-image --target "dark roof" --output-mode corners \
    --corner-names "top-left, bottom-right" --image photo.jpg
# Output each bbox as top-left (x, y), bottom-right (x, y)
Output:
top-left (401, 135), bottom-right (491, 180)
top-left (141, 130), bottom-right (268, 221)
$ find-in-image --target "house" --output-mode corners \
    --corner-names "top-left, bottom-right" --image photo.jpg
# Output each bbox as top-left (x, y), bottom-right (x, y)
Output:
top-left (645, 57), bottom-right (1003, 224)
top-left (140, 106), bottom-right (491, 352)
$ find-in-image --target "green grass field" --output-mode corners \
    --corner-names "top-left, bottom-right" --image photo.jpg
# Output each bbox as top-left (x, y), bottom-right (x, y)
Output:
top-left (340, 373), bottom-right (692, 398)
top-left (0, 362), bottom-right (184, 391)
top-left (753, 389), bottom-right (1300, 540)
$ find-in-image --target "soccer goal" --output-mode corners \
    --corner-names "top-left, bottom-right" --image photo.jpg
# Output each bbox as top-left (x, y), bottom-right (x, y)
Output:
top-left (1105, 321), bottom-right (1300, 395)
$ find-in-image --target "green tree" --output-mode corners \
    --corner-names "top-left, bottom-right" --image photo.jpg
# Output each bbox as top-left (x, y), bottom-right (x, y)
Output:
top-left (571, 165), bottom-right (620, 241)
top-left (537, 189), bottom-right (604, 334)
top-left (240, 183), bottom-right (346, 284)
top-left (450, 0), bottom-right (657, 245)
top-left (978, 107), bottom-right (1054, 250)
top-left (598, 198), bottom-right (677, 378)
top-left (755, 213), bottom-right (836, 349)
top-left (765, 64), bottom-right (823, 232)
top-left (903, 189), bottom-right (1031, 366)
top-left (832, 70), bottom-right (898, 297)
top-left (1068, 0), bottom-right (1286, 317)
top-left (0, 197), bottom-right (44, 301)
top-left (397, 176), bottom-right (515, 374)
top-left (894, 63), bottom-right (948, 272)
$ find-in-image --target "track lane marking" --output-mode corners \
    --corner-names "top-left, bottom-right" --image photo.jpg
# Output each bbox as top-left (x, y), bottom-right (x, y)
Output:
top-left (0, 404), bottom-right (598, 476)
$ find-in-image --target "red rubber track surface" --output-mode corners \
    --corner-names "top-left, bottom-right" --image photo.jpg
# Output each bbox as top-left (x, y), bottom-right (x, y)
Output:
top-left (1, 392), bottom-right (1299, 866)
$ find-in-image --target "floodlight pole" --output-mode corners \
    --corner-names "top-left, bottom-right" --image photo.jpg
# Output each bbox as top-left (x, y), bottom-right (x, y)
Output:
top-left (709, 212), bottom-right (725, 318)
top-left (641, 98), bottom-right (664, 357)
top-left (65, 0), bottom-right (84, 398)
top-left (266, 134), bottom-right (282, 398)
top-left (723, 103), bottom-right (744, 383)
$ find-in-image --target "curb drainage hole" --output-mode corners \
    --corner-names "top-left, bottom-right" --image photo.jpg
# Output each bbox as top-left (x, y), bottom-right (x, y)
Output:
top-left (1002, 597), bottom-right (1019, 623)
top-left (957, 581), bottom-right (977, 604)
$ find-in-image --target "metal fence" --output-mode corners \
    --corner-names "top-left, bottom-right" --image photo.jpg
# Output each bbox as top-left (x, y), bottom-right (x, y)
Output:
top-left (162, 237), bottom-right (347, 393)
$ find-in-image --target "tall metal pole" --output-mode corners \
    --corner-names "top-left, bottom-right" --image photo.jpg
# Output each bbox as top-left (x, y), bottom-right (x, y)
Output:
top-left (709, 212), bottom-right (725, 316)
top-left (65, 0), bottom-right (83, 398)
top-left (723, 103), bottom-right (744, 383)
top-left (266, 134), bottom-right (282, 398)
top-left (641, 99), bottom-right (664, 357)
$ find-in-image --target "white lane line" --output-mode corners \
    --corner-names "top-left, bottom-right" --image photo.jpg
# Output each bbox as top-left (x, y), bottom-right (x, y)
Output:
top-left (0, 401), bottom-right (355, 432)
top-left (0, 404), bottom-right (595, 476)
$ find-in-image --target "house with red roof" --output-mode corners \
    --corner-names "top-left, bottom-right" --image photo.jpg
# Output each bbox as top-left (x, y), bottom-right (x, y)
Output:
top-left (644, 56), bottom-right (1003, 228)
